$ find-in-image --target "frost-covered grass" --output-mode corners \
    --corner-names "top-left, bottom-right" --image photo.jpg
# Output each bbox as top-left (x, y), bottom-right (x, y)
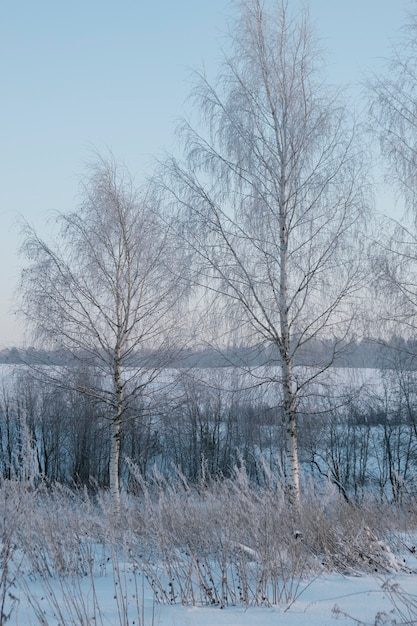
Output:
top-left (2, 469), bottom-right (417, 624)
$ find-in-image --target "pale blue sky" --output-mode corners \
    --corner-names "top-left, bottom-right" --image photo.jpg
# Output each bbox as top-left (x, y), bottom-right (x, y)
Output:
top-left (0, 0), bottom-right (411, 347)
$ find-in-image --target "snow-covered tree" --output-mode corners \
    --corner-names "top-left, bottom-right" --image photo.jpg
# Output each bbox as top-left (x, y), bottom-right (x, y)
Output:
top-left (20, 156), bottom-right (186, 512)
top-left (161, 0), bottom-right (369, 498)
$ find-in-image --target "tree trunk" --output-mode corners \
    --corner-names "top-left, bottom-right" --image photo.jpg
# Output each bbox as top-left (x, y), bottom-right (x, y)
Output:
top-left (110, 356), bottom-right (123, 516)
top-left (109, 413), bottom-right (121, 516)
top-left (279, 169), bottom-right (300, 500)
top-left (282, 356), bottom-right (300, 500)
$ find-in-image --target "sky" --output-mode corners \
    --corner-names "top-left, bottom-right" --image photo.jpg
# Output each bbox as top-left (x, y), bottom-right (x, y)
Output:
top-left (0, 0), bottom-right (412, 348)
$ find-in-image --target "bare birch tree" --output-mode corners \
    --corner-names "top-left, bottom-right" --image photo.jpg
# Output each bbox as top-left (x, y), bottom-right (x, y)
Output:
top-left (20, 156), bottom-right (186, 512)
top-left (161, 0), bottom-right (369, 498)
top-left (367, 7), bottom-right (417, 345)
top-left (368, 8), bottom-right (417, 217)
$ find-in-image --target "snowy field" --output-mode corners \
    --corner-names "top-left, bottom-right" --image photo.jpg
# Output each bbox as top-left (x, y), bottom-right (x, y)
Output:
top-left (2, 474), bottom-right (417, 626)
top-left (0, 362), bottom-right (390, 419)
top-left (8, 556), bottom-right (417, 625)
top-left (1, 363), bottom-right (417, 624)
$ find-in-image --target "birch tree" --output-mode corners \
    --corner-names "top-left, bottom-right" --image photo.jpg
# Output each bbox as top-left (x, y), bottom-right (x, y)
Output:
top-left (368, 6), bottom-right (417, 348)
top-left (20, 156), bottom-right (185, 512)
top-left (368, 7), bottom-right (417, 217)
top-left (161, 0), bottom-right (369, 498)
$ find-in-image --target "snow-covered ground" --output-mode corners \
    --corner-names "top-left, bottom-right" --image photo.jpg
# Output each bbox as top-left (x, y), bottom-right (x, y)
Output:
top-left (9, 567), bottom-right (417, 625)
top-left (1, 362), bottom-right (417, 625)
top-left (2, 479), bottom-right (417, 626)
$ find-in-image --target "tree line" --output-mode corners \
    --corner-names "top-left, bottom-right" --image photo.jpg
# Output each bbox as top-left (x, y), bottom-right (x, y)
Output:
top-left (4, 337), bottom-right (417, 368)
top-left (10, 0), bottom-right (417, 508)
top-left (2, 364), bottom-right (417, 506)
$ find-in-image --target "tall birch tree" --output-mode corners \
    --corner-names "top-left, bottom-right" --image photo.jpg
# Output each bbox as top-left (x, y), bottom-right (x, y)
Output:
top-left (368, 7), bottom-right (417, 217)
top-left (367, 6), bottom-right (417, 348)
top-left (161, 0), bottom-right (369, 498)
top-left (20, 156), bottom-right (185, 512)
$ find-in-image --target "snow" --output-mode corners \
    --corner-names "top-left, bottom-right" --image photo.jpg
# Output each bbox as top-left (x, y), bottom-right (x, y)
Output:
top-left (1, 360), bottom-right (417, 625)
top-left (2, 479), bottom-right (417, 626)
top-left (7, 560), bottom-right (417, 625)
top-left (7, 528), bottom-right (417, 626)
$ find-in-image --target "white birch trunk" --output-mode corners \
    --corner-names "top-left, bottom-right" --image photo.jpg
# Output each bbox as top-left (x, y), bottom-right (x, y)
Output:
top-left (282, 356), bottom-right (300, 499)
top-left (279, 173), bottom-right (300, 500)
top-left (110, 351), bottom-right (123, 517)
top-left (109, 411), bottom-right (121, 517)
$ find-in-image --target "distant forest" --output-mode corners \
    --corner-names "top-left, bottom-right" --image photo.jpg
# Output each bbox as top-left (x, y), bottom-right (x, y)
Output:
top-left (1, 337), bottom-right (417, 369)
